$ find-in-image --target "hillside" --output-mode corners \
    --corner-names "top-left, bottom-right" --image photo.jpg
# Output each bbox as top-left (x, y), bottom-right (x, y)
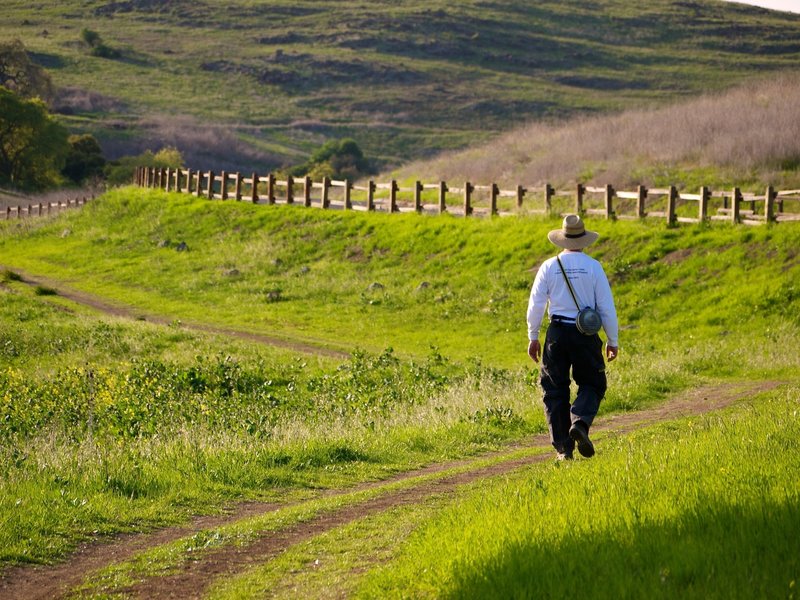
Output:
top-left (3, 0), bottom-right (800, 172)
top-left (2, 188), bottom-right (799, 370)
top-left (1, 189), bottom-right (799, 591)
top-left (393, 73), bottom-right (800, 190)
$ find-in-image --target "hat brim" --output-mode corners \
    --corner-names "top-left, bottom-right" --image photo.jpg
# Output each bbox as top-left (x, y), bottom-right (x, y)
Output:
top-left (547, 229), bottom-right (599, 250)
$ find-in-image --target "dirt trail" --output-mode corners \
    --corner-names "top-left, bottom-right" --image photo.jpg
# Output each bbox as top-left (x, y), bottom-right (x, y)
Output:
top-left (0, 380), bottom-right (782, 600)
top-left (1, 266), bottom-right (349, 359)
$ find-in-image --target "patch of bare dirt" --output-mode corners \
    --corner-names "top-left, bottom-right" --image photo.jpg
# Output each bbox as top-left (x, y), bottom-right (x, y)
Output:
top-left (661, 248), bottom-right (693, 265)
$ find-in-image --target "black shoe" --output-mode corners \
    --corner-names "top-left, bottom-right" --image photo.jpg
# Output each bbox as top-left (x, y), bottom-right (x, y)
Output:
top-left (569, 422), bottom-right (595, 458)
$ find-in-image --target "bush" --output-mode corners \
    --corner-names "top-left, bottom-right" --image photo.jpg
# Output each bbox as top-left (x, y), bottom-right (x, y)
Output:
top-left (104, 147), bottom-right (183, 187)
top-left (62, 134), bottom-right (106, 184)
top-left (289, 138), bottom-right (373, 182)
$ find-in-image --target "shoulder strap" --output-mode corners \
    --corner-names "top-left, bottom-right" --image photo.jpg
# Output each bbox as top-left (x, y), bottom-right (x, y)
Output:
top-left (556, 256), bottom-right (582, 310)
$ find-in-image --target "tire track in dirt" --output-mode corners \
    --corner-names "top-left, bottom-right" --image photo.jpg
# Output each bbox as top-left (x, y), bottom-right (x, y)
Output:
top-left (0, 266), bottom-right (349, 359)
top-left (0, 381), bottom-right (780, 600)
top-left (126, 381), bottom-right (781, 600)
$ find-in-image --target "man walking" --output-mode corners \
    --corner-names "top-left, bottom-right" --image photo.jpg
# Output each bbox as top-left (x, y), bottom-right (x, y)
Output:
top-left (527, 214), bottom-right (619, 460)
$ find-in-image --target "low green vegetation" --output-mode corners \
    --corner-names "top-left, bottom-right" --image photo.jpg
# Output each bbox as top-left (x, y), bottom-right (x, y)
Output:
top-left (357, 385), bottom-right (800, 599)
top-left (1, 187), bottom-right (798, 577)
top-left (0, 281), bottom-right (542, 565)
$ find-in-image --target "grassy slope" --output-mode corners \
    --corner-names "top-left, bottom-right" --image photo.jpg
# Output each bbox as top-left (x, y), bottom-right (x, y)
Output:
top-left (2, 187), bottom-right (799, 374)
top-left (3, 0), bottom-right (800, 168)
top-left (356, 386), bottom-right (800, 599)
top-left (1, 189), bottom-right (799, 568)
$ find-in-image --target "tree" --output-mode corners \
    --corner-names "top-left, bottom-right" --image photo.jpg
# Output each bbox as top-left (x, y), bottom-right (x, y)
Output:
top-left (0, 86), bottom-right (69, 189)
top-left (80, 29), bottom-right (120, 59)
top-left (104, 147), bottom-right (183, 187)
top-left (0, 39), bottom-right (53, 102)
top-left (62, 134), bottom-right (106, 184)
top-left (292, 138), bottom-right (372, 181)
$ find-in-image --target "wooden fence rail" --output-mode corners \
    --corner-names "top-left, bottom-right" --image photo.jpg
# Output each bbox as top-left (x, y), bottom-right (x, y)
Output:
top-left (2, 196), bottom-right (92, 220)
top-left (135, 166), bottom-right (800, 225)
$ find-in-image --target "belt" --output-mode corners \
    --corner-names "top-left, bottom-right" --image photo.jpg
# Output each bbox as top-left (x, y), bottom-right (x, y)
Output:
top-left (550, 314), bottom-right (576, 325)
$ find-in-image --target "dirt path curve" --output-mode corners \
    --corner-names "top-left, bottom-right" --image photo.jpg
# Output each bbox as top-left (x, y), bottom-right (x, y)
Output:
top-left (0, 380), bottom-right (782, 600)
top-left (1, 266), bottom-right (349, 359)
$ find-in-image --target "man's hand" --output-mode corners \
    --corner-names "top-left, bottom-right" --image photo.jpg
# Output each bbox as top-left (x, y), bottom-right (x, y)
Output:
top-left (528, 340), bottom-right (541, 363)
top-left (606, 345), bottom-right (619, 362)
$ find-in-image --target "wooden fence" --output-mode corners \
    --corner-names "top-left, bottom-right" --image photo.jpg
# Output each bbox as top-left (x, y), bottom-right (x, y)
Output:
top-left (2, 196), bottom-right (92, 220)
top-left (134, 165), bottom-right (800, 225)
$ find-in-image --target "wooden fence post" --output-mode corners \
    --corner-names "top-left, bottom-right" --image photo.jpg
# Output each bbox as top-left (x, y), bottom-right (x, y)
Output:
top-left (234, 172), bottom-right (242, 200)
top-left (667, 185), bottom-right (678, 226)
top-left (699, 186), bottom-right (710, 222)
top-left (464, 181), bottom-right (473, 216)
top-left (414, 180), bottom-right (423, 213)
top-left (438, 181), bottom-right (448, 214)
top-left (186, 169), bottom-right (194, 194)
top-left (516, 185), bottom-right (525, 210)
top-left (286, 174), bottom-right (294, 204)
top-left (195, 172), bottom-right (203, 197)
top-left (604, 184), bottom-right (615, 219)
top-left (267, 173), bottom-right (276, 204)
top-left (322, 177), bottom-right (330, 209)
top-left (390, 179), bottom-right (399, 213)
top-left (575, 183), bottom-right (585, 214)
top-left (250, 172), bottom-right (259, 203)
top-left (162, 168), bottom-right (169, 190)
top-left (344, 179), bottom-right (352, 210)
top-left (731, 187), bottom-right (741, 224)
top-left (764, 185), bottom-right (776, 223)
top-left (303, 176), bottom-right (312, 207)
top-left (545, 183), bottom-right (554, 215)
top-left (5, 206), bottom-right (10, 220)
top-left (207, 170), bottom-right (215, 199)
top-left (490, 183), bottom-right (499, 216)
top-left (637, 185), bottom-right (648, 218)
top-left (367, 180), bottom-right (376, 211)
top-left (175, 169), bottom-right (183, 193)
top-left (220, 171), bottom-right (228, 200)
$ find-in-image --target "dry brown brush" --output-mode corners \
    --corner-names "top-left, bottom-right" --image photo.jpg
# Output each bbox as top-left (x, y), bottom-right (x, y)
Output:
top-left (395, 74), bottom-right (800, 189)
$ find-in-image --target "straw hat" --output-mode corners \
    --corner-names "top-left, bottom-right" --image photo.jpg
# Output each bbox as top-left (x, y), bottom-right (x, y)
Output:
top-left (547, 214), bottom-right (599, 250)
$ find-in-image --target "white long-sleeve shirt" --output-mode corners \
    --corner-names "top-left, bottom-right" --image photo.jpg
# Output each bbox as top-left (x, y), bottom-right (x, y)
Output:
top-left (527, 250), bottom-right (619, 347)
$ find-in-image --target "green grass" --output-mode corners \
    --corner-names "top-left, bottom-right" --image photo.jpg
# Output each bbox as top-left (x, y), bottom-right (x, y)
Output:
top-left (73, 444), bottom-right (551, 597)
top-left (2, 187), bottom-right (799, 374)
top-left (356, 386), bottom-right (800, 599)
top-left (0, 278), bottom-right (544, 566)
top-left (1, 188), bottom-right (799, 571)
top-left (3, 0), bottom-right (800, 168)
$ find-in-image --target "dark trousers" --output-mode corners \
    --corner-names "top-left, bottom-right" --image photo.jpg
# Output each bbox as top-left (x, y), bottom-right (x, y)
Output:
top-left (540, 322), bottom-right (607, 453)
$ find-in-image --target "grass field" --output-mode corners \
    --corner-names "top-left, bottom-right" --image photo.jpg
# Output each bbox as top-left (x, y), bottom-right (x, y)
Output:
top-left (1, 188), bottom-right (799, 596)
top-left (355, 385), bottom-right (800, 599)
top-left (3, 0), bottom-right (800, 169)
